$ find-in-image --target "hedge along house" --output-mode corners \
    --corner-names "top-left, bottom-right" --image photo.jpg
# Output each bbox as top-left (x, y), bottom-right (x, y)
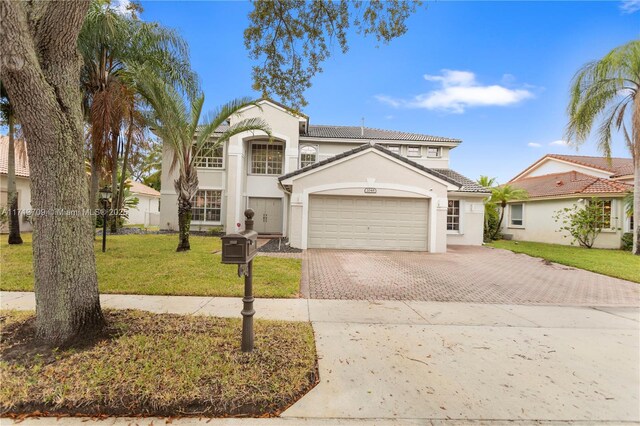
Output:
top-left (502, 154), bottom-right (634, 249)
top-left (159, 99), bottom-right (489, 252)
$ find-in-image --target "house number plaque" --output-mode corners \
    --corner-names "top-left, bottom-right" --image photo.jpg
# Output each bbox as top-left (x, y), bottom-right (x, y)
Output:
top-left (364, 188), bottom-right (377, 194)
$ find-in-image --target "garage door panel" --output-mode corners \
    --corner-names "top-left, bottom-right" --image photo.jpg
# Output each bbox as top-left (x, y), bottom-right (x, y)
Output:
top-left (308, 195), bottom-right (429, 251)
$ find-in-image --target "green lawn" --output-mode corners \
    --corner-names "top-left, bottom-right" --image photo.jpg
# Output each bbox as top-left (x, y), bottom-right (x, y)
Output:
top-left (0, 234), bottom-right (301, 298)
top-left (1, 310), bottom-right (317, 416)
top-left (488, 240), bottom-right (640, 283)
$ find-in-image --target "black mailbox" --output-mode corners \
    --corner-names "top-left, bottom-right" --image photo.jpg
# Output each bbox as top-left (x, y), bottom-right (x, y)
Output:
top-left (221, 209), bottom-right (258, 264)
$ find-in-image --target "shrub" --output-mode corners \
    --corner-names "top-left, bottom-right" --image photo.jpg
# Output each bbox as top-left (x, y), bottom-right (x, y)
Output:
top-left (553, 198), bottom-right (613, 248)
top-left (621, 232), bottom-right (633, 251)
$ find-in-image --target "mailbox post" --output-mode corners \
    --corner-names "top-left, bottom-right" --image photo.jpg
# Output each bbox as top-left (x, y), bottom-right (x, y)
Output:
top-left (221, 209), bottom-right (258, 352)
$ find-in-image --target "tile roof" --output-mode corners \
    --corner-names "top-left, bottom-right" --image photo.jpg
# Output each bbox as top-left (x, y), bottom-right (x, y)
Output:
top-left (127, 180), bottom-right (160, 197)
top-left (432, 169), bottom-right (490, 193)
top-left (546, 154), bottom-right (633, 177)
top-left (0, 135), bottom-right (29, 177)
top-left (303, 125), bottom-right (461, 143)
top-left (279, 142), bottom-right (488, 193)
top-left (510, 171), bottom-right (633, 199)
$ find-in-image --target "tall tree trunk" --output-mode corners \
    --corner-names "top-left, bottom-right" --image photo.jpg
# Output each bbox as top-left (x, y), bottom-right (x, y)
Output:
top-left (177, 196), bottom-right (191, 252)
top-left (117, 107), bottom-right (134, 214)
top-left (491, 203), bottom-right (506, 240)
top-left (1, 1), bottom-right (104, 345)
top-left (7, 113), bottom-right (23, 245)
top-left (632, 93), bottom-right (639, 255)
top-left (109, 130), bottom-right (119, 233)
top-left (89, 147), bottom-right (100, 231)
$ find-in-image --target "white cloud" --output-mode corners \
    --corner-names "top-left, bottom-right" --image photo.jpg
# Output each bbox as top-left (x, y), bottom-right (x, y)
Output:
top-left (620, 0), bottom-right (640, 13)
top-left (549, 140), bottom-right (569, 146)
top-left (111, 0), bottom-right (133, 15)
top-left (376, 69), bottom-right (534, 114)
top-left (528, 142), bottom-right (542, 148)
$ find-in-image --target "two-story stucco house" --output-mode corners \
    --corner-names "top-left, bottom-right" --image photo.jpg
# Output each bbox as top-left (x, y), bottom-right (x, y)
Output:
top-left (160, 99), bottom-right (489, 252)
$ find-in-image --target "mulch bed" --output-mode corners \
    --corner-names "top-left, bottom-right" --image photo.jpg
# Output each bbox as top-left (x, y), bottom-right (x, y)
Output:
top-left (258, 238), bottom-right (303, 253)
top-left (0, 310), bottom-right (318, 418)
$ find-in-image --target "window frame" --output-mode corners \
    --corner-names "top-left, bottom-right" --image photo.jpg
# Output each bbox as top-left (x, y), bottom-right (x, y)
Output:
top-left (407, 146), bottom-right (421, 158)
top-left (191, 189), bottom-right (223, 224)
top-left (194, 140), bottom-right (225, 169)
top-left (509, 203), bottom-right (525, 228)
top-left (426, 147), bottom-right (441, 158)
top-left (299, 144), bottom-right (318, 169)
top-left (250, 142), bottom-right (284, 175)
top-left (591, 199), bottom-right (614, 230)
top-left (447, 199), bottom-right (462, 233)
top-left (387, 145), bottom-right (401, 155)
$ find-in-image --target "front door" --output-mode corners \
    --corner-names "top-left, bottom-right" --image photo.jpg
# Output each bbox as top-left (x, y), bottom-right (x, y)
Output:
top-left (248, 197), bottom-right (283, 234)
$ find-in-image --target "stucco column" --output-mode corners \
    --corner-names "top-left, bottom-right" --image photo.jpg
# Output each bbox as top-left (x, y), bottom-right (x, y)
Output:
top-left (225, 142), bottom-right (244, 233)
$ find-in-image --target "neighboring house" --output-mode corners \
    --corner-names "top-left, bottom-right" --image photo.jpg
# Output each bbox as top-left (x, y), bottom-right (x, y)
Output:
top-left (126, 180), bottom-right (160, 227)
top-left (160, 99), bottom-right (488, 252)
top-left (0, 135), bottom-right (32, 233)
top-left (504, 154), bottom-right (634, 249)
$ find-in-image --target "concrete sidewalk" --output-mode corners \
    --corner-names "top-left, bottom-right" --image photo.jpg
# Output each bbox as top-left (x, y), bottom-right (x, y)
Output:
top-left (1, 291), bottom-right (639, 424)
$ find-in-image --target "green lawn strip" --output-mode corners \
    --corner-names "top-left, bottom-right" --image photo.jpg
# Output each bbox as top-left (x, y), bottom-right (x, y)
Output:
top-left (488, 240), bottom-right (640, 283)
top-left (0, 234), bottom-right (301, 298)
top-left (0, 310), bottom-right (318, 417)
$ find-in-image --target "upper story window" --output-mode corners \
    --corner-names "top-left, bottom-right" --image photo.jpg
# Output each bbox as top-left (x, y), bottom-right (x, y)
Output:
top-left (510, 203), bottom-right (524, 226)
top-left (387, 145), bottom-right (401, 155)
top-left (591, 199), bottom-right (612, 228)
top-left (407, 146), bottom-right (421, 157)
top-left (427, 147), bottom-right (441, 158)
top-left (251, 143), bottom-right (283, 175)
top-left (447, 200), bottom-right (460, 231)
top-left (194, 140), bottom-right (223, 168)
top-left (300, 145), bottom-right (317, 168)
top-left (192, 189), bottom-right (222, 222)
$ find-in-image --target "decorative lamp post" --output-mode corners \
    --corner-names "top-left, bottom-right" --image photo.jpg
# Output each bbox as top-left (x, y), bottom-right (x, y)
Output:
top-left (99, 186), bottom-right (112, 253)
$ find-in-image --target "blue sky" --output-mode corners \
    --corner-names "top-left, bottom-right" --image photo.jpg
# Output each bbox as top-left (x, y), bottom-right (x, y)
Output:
top-left (137, 1), bottom-right (638, 182)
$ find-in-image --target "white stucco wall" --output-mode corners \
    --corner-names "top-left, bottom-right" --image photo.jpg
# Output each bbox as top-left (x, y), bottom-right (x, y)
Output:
top-left (446, 195), bottom-right (487, 246)
top-left (127, 194), bottom-right (160, 226)
top-left (283, 149), bottom-right (454, 252)
top-left (0, 175), bottom-right (33, 233)
top-left (500, 197), bottom-right (626, 249)
top-left (522, 159), bottom-right (611, 179)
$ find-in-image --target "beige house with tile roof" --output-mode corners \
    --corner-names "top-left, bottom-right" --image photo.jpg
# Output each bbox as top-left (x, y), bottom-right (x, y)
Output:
top-left (503, 155), bottom-right (634, 249)
top-left (160, 99), bottom-right (489, 252)
top-left (0, 136), bottom-right (32, 233)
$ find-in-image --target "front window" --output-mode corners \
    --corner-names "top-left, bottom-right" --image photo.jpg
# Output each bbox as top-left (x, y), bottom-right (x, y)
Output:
top-left (251, 143), bottom-right (283, 175)
top-left (299, 145), bottom-right (317, 168)
top-left (510, 203), bottom-right (524, 226)
top-left (591, 199), bottom-right (612, 228)
top-left (387, 145), bottom-right (401, 155)
top-left (192, 190), bottom-right (222, 222)
top-left (407, 146), bottom-right (421, 157)
top-left (194, 140), bottom-right (223, 168)
top-left (427, 147), bottom-right (441, 158)
top-left (447, 200), bottom-right (460, 231)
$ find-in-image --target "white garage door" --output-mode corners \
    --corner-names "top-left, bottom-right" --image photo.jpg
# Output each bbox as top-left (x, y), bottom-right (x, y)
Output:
top-left (308, 195), bottom-right (429, 251)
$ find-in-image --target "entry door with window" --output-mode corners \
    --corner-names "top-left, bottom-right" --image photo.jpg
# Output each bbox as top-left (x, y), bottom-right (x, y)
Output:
top-left (248, 198), bottom-right (283, 234)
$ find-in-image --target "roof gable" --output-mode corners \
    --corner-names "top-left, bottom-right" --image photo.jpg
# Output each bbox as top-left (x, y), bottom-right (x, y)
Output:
top-left (511, 154), bottom-right (633, 181)
top-left (510, 171), bottom-right (632, 199)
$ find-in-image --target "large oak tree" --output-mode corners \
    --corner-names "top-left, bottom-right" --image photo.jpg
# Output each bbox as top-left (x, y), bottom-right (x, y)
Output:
top-left (0, 1), bottom-right (103, 344)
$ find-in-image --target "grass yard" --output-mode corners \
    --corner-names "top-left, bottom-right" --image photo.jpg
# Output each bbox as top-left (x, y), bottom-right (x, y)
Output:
top-left (489, 240), bottom-right (640, 283)
top-left (0, 234), bottom-right (301, 298)
top-left (0, 310), bottom-right (318, 417)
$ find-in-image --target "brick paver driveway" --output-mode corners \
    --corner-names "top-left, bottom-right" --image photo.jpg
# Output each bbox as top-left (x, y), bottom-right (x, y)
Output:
top-left (304, 246), bottom-right (640, 305)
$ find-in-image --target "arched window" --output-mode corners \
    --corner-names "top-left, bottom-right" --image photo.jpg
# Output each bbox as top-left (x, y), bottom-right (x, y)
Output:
top-left (299, 145), bottom-right (317, 168)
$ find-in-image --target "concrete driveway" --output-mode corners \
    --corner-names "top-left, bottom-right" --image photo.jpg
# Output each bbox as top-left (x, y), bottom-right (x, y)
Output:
top-left (304, 246), bottom-right (640, 305)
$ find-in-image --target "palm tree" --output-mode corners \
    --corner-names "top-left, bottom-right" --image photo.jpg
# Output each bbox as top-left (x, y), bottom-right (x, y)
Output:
top-left (489, 184), bottom-right (529, 240)
top-left (566, 40), bottom-right (639, 255)
top-left (477, 175), bottom-right (498, 239)
top-left (137, 76), bottom-right (272, 251)
top-left (79, 0), bottom-right (197, 231)
top-left (0, 82), bottom-right (24, 244)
